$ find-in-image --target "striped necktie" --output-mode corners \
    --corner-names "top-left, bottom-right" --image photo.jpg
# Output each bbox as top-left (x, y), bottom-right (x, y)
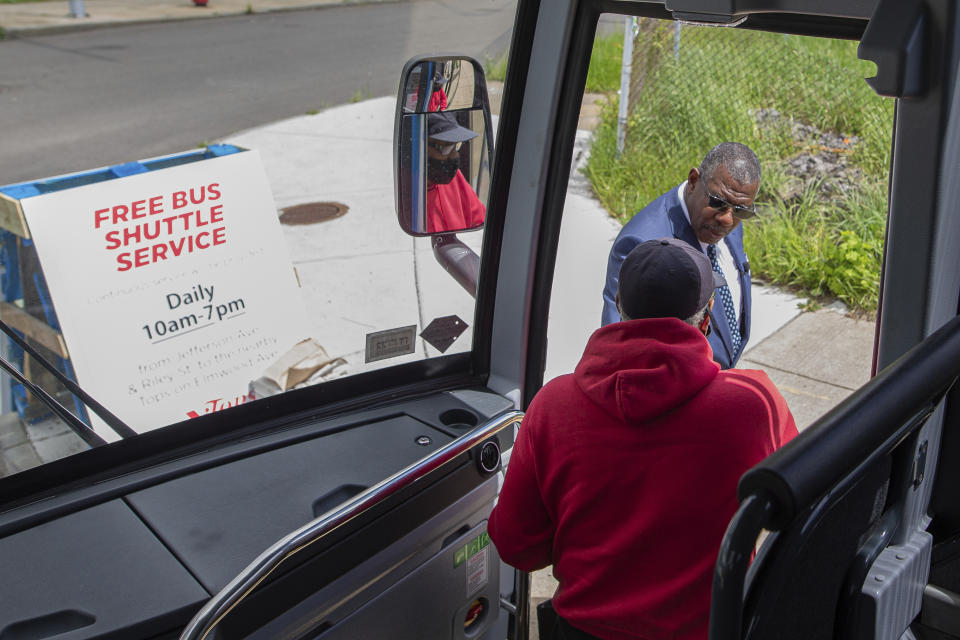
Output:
top-left (707, 243), bottom-right (741, 355)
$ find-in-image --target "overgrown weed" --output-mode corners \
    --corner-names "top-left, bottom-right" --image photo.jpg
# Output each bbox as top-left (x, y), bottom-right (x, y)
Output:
top-left (583, 26), bottom-right (893, 312)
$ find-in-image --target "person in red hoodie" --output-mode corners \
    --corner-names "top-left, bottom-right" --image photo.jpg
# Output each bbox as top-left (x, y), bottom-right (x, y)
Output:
top-left (488, 237), bottom-right (798, 640)
top-left (425, 111), bottom-right (486, 233)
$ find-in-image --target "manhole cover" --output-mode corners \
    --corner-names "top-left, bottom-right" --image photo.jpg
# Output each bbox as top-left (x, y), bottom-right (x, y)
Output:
top-left (279, 202), bottom-right (348, 225)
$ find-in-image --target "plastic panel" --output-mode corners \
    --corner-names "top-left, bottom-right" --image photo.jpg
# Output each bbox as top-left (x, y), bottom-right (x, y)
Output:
top-left (861, 530), bottom-right (933, 640)
top-left (0, 500), bottom-right (208, 639)
top-left (243, 478), bottom-right (501, 639)
top-left (126, 415), bottom-right (454, 592)
top-left (314, 520), bottom-right (501, 640)
top-left (0, 145), bottom-right (242, 200)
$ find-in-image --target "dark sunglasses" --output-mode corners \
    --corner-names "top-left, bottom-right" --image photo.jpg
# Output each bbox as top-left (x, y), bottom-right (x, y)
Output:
top-left (704, 185), bottom-right (757, 220)
top-left (428, 140), bottom-right (463, 155)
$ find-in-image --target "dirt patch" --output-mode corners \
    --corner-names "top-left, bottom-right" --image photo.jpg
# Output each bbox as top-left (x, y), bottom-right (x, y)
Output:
top-left (753, 108), bottom-right (864, 201)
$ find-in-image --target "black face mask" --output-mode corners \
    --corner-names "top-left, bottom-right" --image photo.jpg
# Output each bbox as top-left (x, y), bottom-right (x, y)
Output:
top-left (428, 155), bottom-right (460, 185)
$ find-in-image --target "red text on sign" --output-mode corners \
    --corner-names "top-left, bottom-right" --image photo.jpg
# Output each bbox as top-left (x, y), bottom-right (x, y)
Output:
top-left (116, 226), bottom-right (227, 272)
top-left (172, 183), bottom-right (221, 209)
top-left (104, 205), bottom-right (224, 250)
top-left (93, 195), bottom-right (164, 229)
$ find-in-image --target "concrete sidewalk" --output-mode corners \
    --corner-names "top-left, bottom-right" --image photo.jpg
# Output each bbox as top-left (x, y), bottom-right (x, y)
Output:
top-left (0, 0), bottom-right (393, 37)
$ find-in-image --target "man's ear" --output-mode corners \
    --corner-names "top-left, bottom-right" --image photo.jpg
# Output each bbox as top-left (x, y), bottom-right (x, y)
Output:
top-left (688, 167), bottom-right (700, 187)
top-left (699, 309), bottom-right (712, 337)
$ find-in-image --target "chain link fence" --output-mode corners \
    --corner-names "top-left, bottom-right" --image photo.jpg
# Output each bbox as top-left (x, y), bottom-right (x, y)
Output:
top-left (586, 16), bottom-right (894, 311)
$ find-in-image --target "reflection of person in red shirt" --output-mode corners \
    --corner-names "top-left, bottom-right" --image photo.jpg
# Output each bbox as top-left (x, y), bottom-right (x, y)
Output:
top-left (426, 112), bottom-right (486, 234)
top-left (428, 86), bottom-right (447, 112)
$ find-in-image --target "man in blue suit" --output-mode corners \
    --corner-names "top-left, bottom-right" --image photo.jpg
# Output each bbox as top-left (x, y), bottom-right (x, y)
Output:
top-left (601, 143), bottom-right (761, 369)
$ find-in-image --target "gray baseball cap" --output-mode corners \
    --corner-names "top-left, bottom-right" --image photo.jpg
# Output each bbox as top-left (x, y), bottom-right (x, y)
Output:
top-left (618, 237), bottom-right (726, 320)
top-left (427, 111), bottom-right (478, 143)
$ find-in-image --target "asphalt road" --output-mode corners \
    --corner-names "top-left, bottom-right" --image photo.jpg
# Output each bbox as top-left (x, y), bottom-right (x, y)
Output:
top-left (0, 0), bottom-right (517, 185)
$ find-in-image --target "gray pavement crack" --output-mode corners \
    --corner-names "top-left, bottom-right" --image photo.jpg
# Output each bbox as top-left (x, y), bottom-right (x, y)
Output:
top-left (18, 37), bottom-right (119, 62)
top-left (741, 357), bottom-right (860, 392)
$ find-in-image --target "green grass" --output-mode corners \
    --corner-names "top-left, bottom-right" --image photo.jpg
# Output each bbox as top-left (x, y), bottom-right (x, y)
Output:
top-left (745, 179), bottom-right (887, 312)
top-left (583, 26), bottom-right (894, 312)
top-left (584, 34), bottom-right (624, 93)
top-left (0, 0), bottom-right (52, 3)
top-left (349, 88), bottom-right (369, 104)
top-left (484, 52), bottom-right (509, 83)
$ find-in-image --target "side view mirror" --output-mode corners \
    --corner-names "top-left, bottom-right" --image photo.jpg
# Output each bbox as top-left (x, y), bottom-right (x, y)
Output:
top-left (393, 56), bottom-right (494, 236)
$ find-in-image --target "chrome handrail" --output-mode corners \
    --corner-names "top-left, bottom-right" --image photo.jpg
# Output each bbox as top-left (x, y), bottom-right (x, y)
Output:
top-left (179, 410), bottom-right (523, 640)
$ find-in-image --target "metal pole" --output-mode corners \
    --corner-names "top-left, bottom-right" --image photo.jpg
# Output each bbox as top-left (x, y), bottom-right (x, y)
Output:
top-left (616, 16), bottom-right (635, 156)
top-left (674, 22), bottom-right (681, 59)
top-left (69, 0), bottom-right (85, 18)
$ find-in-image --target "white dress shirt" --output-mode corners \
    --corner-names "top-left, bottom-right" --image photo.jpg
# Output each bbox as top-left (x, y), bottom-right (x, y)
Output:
top-left (677, 182), bottom-right (742, 322)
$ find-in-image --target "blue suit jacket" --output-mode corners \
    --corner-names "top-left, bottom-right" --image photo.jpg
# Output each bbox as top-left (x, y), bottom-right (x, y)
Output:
top-left (601, 185), bottom-right (752, 369)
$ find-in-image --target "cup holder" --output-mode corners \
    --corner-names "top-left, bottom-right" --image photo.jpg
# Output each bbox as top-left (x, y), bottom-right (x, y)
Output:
top-left (440, 408), bottom-right (479, 430)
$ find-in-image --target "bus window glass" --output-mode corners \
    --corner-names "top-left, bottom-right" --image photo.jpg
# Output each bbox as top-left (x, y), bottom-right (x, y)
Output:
top-left (0, 0), bottom-right (517, 476)
top-left (538, 12), bottom-right (893, 625)
top-left (547, 14), bottom-right (891, 427)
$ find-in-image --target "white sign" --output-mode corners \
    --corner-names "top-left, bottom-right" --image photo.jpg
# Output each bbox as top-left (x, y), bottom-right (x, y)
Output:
top-left (20, 150), bottom-right (309, 441)
top-left (466, 546), bottom-right (488, 596)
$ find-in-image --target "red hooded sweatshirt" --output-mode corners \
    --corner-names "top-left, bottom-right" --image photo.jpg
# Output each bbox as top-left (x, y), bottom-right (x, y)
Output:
top-left (488, 318), bottom-right (797, 640)
top-left (426, 170), bottom-right (486, 233)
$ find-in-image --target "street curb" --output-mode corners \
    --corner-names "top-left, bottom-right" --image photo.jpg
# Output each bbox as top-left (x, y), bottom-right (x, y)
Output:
top-left (0, 0), bottom-right (401, 39)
